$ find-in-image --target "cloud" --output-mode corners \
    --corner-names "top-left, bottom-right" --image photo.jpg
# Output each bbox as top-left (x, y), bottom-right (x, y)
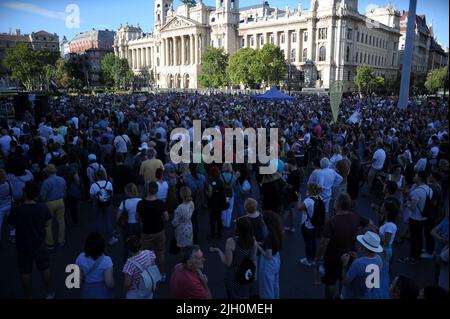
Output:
top-left (1, 1), bottom-right (66, 20)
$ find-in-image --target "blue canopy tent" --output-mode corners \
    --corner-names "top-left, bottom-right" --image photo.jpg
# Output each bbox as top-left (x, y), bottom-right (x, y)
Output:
top-left (252, 87), bottom-right (295, 101)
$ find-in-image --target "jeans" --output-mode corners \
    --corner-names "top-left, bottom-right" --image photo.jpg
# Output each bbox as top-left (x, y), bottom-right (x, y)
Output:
top-left (301, 225), bottom-right (317, 261)
top-left (96, 206), bottom-right (113, 239)
top-left (409, 218), bottom-right (425, 259)
top-left (45, 199), bottom-right (65, 246)
top-left (258, 253), bottom-right (280, 299)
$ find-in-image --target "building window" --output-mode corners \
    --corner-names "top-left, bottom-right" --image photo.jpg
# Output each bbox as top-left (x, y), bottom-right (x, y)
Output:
top-left (304, 32), bottom-right (308, 42)
top-left (369, 35), bottom-right (372, 46)
top-left (319, 46), bottom-right (326, 61)
top-left (318, 28), bottom-right (327, 40)
top-left (360, 53), bottom-right (363, 63)
top-left (302, 48), bottom-right (307, 61)
top-left (281, 33), bottom-right (285, 44)
top-left (364, 53), bottom-right (366, 63)
top-left (401, 44), bottom-right (405, 50)
top-left (270, 34), bottom-right (274, 44)
top-left (357, 31), bottom-right (360, 42)
top-left (348, 71), bottom-right (351, 81)
top-left (346, 46), bottom-right (350, 62)
top-left (355, 52), bottom-right (359, 63)
top-left (240, 38), bottom-right (245, 48)
top-left (292, 32), bottom-right (297, 43)
top-left (260, 35), bottom-right (264, 46)
top-left (211, 17), bottom-right (215, 23)
top-left (250, 36), bottom-right (254, 46)
top-left (290, 49), bottom-right (296, 62)
top-left (218, 38), bottom-right (222, 48)
top-left (365, 34), bottom-right (368, 44)
top-left (347, 28), bottom-right (352, 40)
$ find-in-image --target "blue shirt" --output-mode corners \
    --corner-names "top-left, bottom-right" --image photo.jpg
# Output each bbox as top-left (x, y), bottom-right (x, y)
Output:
top-left (40, 175), bottom-right (66, 201)
top-left (342, 255), bottom-right (383, 299)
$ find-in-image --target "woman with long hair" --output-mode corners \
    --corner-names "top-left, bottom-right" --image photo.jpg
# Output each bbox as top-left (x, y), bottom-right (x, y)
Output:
top-left (172, 186), bottom-right (194, 253)
top-left (256, 211), bottom-right (283, 299)
top-left (210, 216), bottom-right (257, 299)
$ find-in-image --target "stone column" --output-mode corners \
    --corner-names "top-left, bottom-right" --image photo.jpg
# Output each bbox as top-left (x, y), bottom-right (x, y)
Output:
top-left (286, 30), bottom-right (291, 61)
top-left (297, 29), bottom-right (302, 62)
top-left (174, 37), bottom-right (178, 66)
top-left (276, 31), bottom-right (280, 47)
top-left (181, 36), bottom-right (186, 65)
top-left (190, 35), bottom-right (194, 65)
top-left (194, 34), bottom-right (199, 64)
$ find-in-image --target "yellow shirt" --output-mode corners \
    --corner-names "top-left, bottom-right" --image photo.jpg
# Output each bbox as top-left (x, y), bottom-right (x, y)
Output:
top-left (139, 159), bottom-right (164, 183)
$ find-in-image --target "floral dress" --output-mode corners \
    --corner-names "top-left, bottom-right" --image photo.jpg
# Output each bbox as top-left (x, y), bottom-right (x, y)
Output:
top-left (172, 201), bottom-right (194, 248)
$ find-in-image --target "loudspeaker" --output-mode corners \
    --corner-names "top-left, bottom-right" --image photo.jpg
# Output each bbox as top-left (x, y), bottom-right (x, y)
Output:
top-left (14, 92), bottom-right (30, 120)
top-left (34, 94), bottom-right (51, 122)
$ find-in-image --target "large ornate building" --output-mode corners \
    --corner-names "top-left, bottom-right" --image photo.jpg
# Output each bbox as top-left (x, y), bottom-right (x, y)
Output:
top-left (114, 0), bottom-right (402, 91)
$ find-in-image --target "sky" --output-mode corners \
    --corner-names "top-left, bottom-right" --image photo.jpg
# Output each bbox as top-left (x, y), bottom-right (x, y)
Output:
top-left (0, 0), bottom-right (448, 47)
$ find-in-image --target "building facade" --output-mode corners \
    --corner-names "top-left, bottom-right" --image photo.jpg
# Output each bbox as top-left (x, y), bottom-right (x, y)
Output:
top-left (68, 29), bottom-right (115, 86)
top-left (114, 0), bottom-right (401, 90)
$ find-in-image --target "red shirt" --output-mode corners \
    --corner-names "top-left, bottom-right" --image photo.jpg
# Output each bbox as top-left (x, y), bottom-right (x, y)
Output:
top-left (170, 264), bottom-right (210, 299)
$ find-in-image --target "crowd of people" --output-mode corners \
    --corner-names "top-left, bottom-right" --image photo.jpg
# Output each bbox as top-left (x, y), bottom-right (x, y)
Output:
top-left (0, 91), bottom-right (448, 299)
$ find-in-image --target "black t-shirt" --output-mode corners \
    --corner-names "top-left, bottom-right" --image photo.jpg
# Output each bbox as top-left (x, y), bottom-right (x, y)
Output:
top-left (111, 164), bottom-right (135, 194)
top-left (137, 199), bottom-right (166, 234)
top-left (7, 203), bottom-right (51, 253)
top-left (263, 235), bottom-right (279, 256)
top-left (287, 169), bottom-right (301, 202)
top-left (155, 141), bottom-right (166, 163)
top-left (322, 212), bottom-right (369, 262)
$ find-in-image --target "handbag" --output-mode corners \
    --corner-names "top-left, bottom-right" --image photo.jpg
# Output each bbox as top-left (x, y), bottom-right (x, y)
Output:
top-left (118, 199), bottom-right (129, 228)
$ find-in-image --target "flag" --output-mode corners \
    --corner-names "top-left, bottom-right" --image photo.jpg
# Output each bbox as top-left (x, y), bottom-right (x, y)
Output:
top-left (329, 84), bottom-right (343, 123)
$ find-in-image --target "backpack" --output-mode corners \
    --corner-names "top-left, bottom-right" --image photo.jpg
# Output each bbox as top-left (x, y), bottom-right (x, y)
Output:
top-left (307, 196), bottom-right (326, 230)
top-left (94, 182), bottom-right (112, 207)
top-left (221, 173), bottom-right (233, 198)
top-left (417, 186), bottom-right (433, 218)
top-left (127, 256), bottom-right (162, 299)
top-left (49, 152), bottom-right (62, 166)
top-left (235, 252), bottom-right (256, 285)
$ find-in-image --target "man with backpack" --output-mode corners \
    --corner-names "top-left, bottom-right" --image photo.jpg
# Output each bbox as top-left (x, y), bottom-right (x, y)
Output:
top-left (399, 171), bottom-right (434, 265)
top-left (113, 128), bottom-right (132, 156)
top-left (298, 182), bottom-right (326, 267)
top-left (90, 169), bottom-right (116, 246)
top-left (87, 154), bottom-right (107, 186)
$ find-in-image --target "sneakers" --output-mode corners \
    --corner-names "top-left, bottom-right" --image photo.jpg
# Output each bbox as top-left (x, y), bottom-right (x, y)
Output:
top-left (108, 237), bottom-right (119, 246)
top-left (398, 257), bottom-right (417, 265)
top-left (284, 227), bottom-right (295, 233)
top-left (57, 241), bottom-right (65, 247)
top-left (47, 245), bottom-right (55, 251)
top-left (420, 252), bottom-right (434, 260)
top-left (300, 258), bottom-right (315, 267)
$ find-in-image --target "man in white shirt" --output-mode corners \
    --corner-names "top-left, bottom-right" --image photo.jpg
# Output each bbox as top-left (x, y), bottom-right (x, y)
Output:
top-left (368, 138), bottom-right (386, 191)
top-left (414, 150), bottom-right (428, 172)
top-left (316, 158), bottom-right (343, 217)
top-left (399, 171), bottom-right (433, 265)
top-left (0, 129), bottom-right (12, 158)
top-left (113, 129), bottom-right (131, 155)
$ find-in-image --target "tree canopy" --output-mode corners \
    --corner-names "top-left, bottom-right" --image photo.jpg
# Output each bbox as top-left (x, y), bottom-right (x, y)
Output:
top-left (199, 47), bottom-right (229, 88)
top-left (100, 53), bottom-right (134, 88)
top-left (425, 67), bottom-right (448, 93)
top-left (353, 65), bottom-right (384, 95)
top-left (227, 48), bottom-right (259, 88)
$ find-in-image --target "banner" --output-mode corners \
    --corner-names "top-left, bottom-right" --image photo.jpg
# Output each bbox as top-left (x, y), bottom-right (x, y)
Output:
top-left (329, 83), bottom-right (343, 123)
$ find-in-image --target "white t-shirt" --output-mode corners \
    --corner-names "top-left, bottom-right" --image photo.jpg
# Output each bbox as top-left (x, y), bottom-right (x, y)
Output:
top-left (406, 184), bottom-right (433, 221)
top-left (317, 168), bottom-right (343, 201)
top-left (330, 154), bottom-right (343, 168)
top-left (372, 148), bottom-right (386, 170)
top-left (301, 197), bottom-right (315, 229)
top-left (90, 180), bottom-right (113, 197)
top-left (155, 180), bottom-right (168, 201)
top-left (113, 135), bottom-right (131, 153)
top-left (0, 135), bottom-right (12, 156)
top-left (379, 222), bottom-right (397, 246)
top-left (430, 146), bottom-right (439, 159)
top-left (118, 197), bottom-right (141, 224)
top-left (71, 117), bottom-right (79, 129)
top-left (414, 158), bottom-right (428, 172)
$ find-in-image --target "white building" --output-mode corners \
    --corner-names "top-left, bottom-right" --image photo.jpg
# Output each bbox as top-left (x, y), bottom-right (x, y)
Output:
top-left (114, 0), bottom-right (401, 91)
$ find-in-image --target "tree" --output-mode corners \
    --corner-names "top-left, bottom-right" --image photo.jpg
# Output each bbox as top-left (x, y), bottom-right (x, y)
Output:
top-left (227, 48), bottom-right (259, 88)
top-left (199, 47), bottom-right (229, 89)
top-left (254, 44), bottom-right (287, 86)
top-left (2, 42), bottom-right (41, 91)
top-left (353, 65), bottom-right (384, 96)
top-left (54, 59), bottom-right (73, 88)
top-left (425, 67), bottom-right (448, 93)
top-left (100, 52), bottom-right (116, 87)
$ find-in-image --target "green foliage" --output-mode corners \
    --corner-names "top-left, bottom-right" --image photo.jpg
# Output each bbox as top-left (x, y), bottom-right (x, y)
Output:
top-left (425, 67), bottom-right (448, 93)
top-left (2, 42), bottom-right (42, 91)
top-left (353, 65), bottom-right (384, 95)
top-left (199, 47), bottom-right (229, 88)
top-left (227, 48), bottom-right (259, 88)
top-left (254, 44), bottom-right (287, 86)
top-left (100, 53), bottom-right (133, 88)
